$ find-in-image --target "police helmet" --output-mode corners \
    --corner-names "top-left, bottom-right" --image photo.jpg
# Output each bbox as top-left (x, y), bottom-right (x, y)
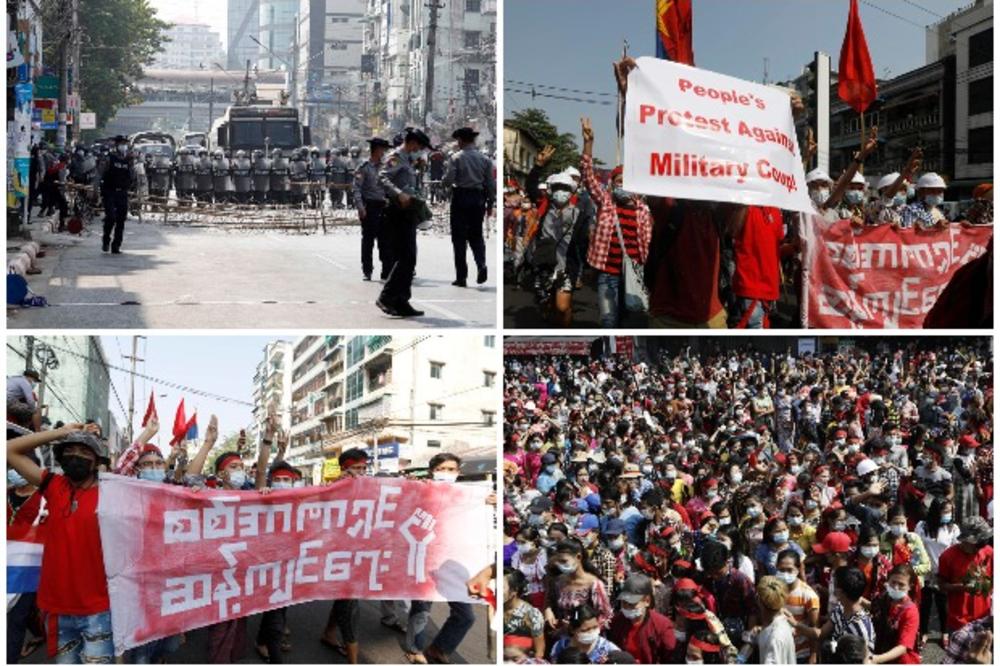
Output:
top-left (272, 148), bottom-right (283, 159)
top-left (235, 150), bottom-right (247, 159)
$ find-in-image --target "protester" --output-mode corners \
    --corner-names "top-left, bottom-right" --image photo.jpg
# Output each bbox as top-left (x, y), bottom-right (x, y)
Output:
top-left (7, 369), bottom-right (42, 431)
top-left (503, 338), bottom-right (992, 663)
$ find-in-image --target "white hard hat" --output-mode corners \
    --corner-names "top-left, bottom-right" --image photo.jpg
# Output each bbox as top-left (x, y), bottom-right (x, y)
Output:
top-left (916, 172), bottom-right (946, 189)
top-left (857, 458), bottom-right (879, 477)
top-left (548, 172), bottom-right (576, 190)
top-left (563, 166), bottom-right (581, 179)
top-left (877, 173), bottom-right (900, 192)
top-left (806, 168), bottom-right (831, 184)
top-left (850, 172), bottom-right (867, 186)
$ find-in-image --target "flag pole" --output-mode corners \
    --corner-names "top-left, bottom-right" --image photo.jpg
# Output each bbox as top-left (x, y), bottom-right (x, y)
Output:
top-left (858, 110), bottom-right (865, 175)
top-left (616, 39), bottom-right (629, 166)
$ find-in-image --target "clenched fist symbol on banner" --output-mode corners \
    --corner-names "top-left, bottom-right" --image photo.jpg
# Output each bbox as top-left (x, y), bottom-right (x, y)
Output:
top-left (399, 508), bottom-right (437, 582)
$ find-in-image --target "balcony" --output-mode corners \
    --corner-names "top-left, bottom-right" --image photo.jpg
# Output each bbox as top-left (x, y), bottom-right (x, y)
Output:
top-left (367, 367), bottom-right (392, 393)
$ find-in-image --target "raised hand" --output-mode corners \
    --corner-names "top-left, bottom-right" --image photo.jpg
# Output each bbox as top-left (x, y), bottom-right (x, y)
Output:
top-left (535, 145), bottom-right (556, 168)
top-left (581, 117), bottom-right (594, 145)
top-left (860, 126), bottom-right (878, 158)
top-left (613, 56), bottom-right (638, 94)
top-left (904, 146), bottom-right (923, 176)
top-left (205, 415), bottom-right (219, 445)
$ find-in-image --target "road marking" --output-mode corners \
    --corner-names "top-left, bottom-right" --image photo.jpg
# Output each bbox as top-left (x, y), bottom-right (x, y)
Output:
top-left (412, 299), bottom-right (467, 322)
top-left (312, 253), bottom-right (348, 270)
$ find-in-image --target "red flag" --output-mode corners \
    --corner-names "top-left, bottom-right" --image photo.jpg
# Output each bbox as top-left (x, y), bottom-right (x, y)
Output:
top-left (170, 399), bottom-right (186, 446)
top-left (655, 0), bottom-right (694, 66)
top-left (141, 391), bottom-right (157, 427)
top-left (838, 0), bottom-right (877, 113)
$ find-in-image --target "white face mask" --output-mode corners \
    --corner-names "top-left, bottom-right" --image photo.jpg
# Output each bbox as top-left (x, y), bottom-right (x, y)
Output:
top-left (227, 470), bottom-right (246, 488)
top-left (555, 561), bottom-right (577, 574)
top-left (272, 480), bottom-right (293, 490)
top-left (621, 604), bottom-right (645, 619)
top-left (810, 188), bottom-right (829, 205)
top-left (517, 542), bottom-right (535, 555)
top-left (433, 471), bottom-right (459, 483)
top-left (777, 571), bottom-right (798, 586)
top-left (860, 545), bottom-right (879, 559)
top-left (576, 629), bottom-right (599, 644)
top-left (550, 190), bottom-right (571, 207)
top-left (731, 472), bottom-right (743, 483)
top-left (608, 537), bottom-right (625, 551)
top-left (890, 524), bottom-right (906, 536)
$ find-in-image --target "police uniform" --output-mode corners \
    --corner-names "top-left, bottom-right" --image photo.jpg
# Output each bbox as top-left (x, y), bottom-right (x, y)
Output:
top-left (353, 137), bottom-right (391, 280)
top-left (443, 127), bottom-right (494, 286)
top-left (376, 129), bottom-right (433, 317)
top-left (100, 137), bottom-right (133, 253)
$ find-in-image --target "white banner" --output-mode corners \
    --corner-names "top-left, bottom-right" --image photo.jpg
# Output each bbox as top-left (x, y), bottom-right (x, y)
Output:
top-left (79, 112), bottom-right (96, 130)
top-left (623, 57), bottom-right (813, 214)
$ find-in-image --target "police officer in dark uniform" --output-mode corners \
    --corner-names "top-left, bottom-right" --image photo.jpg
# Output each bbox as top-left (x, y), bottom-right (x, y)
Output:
top-left (100, 135), bottom-right (133, 253)
top-left (442, 127), bottom-right (494, 287)
top-left (376, 129), bottom-right (433, 318)
top-left (353, 137), bottom-right (391, 281)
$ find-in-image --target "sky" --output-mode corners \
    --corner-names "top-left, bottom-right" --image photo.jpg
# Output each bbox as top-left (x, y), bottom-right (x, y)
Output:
top-left (504, 0), bottom-right (976, 164)
top-left (101, 335), bottom-right (286, 452)
top-left (150, 0), bottom-right (230, 49)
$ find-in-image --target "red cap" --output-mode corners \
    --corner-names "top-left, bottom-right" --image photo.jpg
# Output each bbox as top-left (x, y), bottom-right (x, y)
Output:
top-left (834, 429), bottom-right (847, 437)
top-left (611, 165), bottom-right (623, 179)
top-left (812, 531), bottom-right (852, 554)
top-left (774, 452), bottom-right (788, 466)
top-left (139, 444), bottom-right (163, 458)
top-left (959, 434), bottom-right (981, 449)
top-left (704, 477), bottom-right (718, 487)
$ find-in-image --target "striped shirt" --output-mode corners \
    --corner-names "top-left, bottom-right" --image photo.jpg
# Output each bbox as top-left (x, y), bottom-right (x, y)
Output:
top-left (829, 601), bottom-right (875, 652)
top-left (783, 579), bottom-right (820, 659)
top-left (603, 205), bottom-right (642, 275)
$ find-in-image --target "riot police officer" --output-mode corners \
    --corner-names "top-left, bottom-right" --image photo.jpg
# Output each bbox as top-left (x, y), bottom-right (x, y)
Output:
top-left (211, 149), bottom-right (234, 204)
top-left (443, 127), bottom-right (494, 287)
top-left (308, 147), bottom-right (327, 209)
top-left (147, 150), bottom-right (174, 207)
top-left (289, 147), bottom-right (310, 206)
top-left (194, 148), bottom-right (214, 204)
top-left (353, 137), bottom-right (391, 281)
top-left (327, 148), bottom-right (350, 208)
top-left (251, 149), bottom-right (271, 205)
top-left (174, 146), bottom-right (197, 206)
top-left (269, 148), bottom-right (290, 204)
top-left (99, 135), bottom-right (133, 253)
top-left (231, 150), bottom-right (253, 204)
top-left (375, 128), bottom-right (433, 318)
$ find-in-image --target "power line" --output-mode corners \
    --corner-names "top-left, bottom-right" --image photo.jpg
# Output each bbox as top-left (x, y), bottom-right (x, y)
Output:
top-left (505, 79), bottom-right (615, 98)
top-left (504, 87), bottom-right (614, 106)
top-left (860, 0), bottom-right (927, 29)
top-left (91, 337), bottom-right (127, 424)
top-left (900, 0), bottom-right (944, 18)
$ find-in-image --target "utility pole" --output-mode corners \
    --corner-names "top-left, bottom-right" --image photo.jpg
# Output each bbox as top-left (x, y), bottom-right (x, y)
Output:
top-left (208, 77), bottom-right (214, 133)
top-left (336, 87), bottom-right (343, 144)
top-left (69, 0), bottom-right (80, 145)
top-left (290, 13), bottom-right (299, 111)
top-left (423, 1), bottom-right (444, 123)
top-left (124, 335), bottom-right (144, 445)
top-left (57, 5), bottom-right (69, 149)
top-left (187, 83), bottom-right (193, 131)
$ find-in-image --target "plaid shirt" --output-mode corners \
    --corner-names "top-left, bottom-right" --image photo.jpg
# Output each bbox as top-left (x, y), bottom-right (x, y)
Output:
top-left (942, 615), bottom-right (993, 663)
top-left (580, 154), bottom-right (651, 272)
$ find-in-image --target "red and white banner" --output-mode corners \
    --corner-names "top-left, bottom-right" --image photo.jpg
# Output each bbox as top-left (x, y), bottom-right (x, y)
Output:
top-left (803, 218), bottom-right (992, 328)
top-left (504, 337), bottom-right (598, 356)
top-left (97, 474), bottom-right (492, 654)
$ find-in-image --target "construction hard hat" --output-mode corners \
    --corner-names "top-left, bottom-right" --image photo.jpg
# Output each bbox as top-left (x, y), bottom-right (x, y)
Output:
top-left (850, 172), bottom-right (867, 186)
top-left (548, 172), bottom-right (576, 190)
top-left (877, 173), bottom-right (900, 192)
top-left (917, 172), bottom-right (947, 189)
top-left (806, 168), bottom-right (831, 184)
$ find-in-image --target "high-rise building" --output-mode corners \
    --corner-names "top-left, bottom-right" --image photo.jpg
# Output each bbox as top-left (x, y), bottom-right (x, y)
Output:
top-left (250, 340), bottom-right (293, 458)
top-left (153, 23), bottom-right (226, 71)
top-left (259, 0), bottom-right (299, 70)
top-left (286, 334), bottom-right (497, 483)
top-left (227, 0), bottom-right (261, 71)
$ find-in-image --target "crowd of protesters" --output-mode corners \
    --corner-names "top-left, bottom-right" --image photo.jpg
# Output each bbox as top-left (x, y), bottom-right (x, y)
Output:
top-left (6, 396), bottom-right (494, 665)
top-left (503, 56), bottom-right (993, 330)
top-left (502, 340), bottom-right (993, 664)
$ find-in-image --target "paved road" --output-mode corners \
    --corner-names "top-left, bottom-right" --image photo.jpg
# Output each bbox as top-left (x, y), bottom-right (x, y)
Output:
top-left (9, 213), bottom-right (496, 329)
top-left (20, 599), bottom-right (494, 664)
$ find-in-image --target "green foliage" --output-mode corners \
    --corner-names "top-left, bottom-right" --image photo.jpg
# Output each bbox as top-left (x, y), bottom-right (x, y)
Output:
top-left (506, 108), bottom-right (581, 177)
top-left (42, 0), bottom-right (169, 132)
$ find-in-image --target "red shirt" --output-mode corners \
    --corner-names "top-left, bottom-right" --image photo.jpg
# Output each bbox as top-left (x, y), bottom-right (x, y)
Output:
top-left (733, 205), bottom-right (784, 301)
top-left (608, 609), bottom-right (676, 664)
top-left (649, 206), bottom-right (724, 323)
top-left (882, 600), bottom-right (920, 664)
top-left (7, 490), bottom-right (42, 540)
top-left (36, 470), bottom-right (110, 616)
top-left (937, 544), bottom-right (993, 631)
top-left (603, 206), bottom-right (642, 275)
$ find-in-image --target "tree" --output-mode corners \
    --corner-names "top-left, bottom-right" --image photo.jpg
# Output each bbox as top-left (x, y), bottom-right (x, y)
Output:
top-left (197, 430), bottom-right (242, 476)
top-left (506, 108), bottom-right (581, 177)
top-left (43, 0), bottom-right (169, 133)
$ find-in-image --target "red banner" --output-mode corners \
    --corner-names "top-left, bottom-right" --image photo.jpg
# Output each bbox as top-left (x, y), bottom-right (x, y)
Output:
top-left (504, 337), bottom-right (598, 356)
top-left (804, 218), bottom-right (992, 328)
top-left (97, 475), bottom-right (491, 654)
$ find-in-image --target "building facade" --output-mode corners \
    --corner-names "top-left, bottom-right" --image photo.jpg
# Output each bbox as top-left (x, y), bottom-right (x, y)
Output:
top-left (152, 23), bottom-right (226, 71)
top-left (250, 339), bottom-right (293, 458)
top-left (6, 336), bottom-right (113, 442)
top-left (284, 334), bottom-right (497, 483)
top-left (259, 0), bottom-right (299, 70)
top-left (502, 122), bottom-right (540, 187)
top-left (228, 0), bottom-right (261, 71)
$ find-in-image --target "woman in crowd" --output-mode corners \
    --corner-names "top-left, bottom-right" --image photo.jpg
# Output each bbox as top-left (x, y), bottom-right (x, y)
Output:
top-left (503, 568), bottom-right (546, 659)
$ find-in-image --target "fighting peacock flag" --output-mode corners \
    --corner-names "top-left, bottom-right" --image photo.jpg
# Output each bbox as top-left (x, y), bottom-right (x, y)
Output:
top-left (655, 0), bottom-right (694, 65)
top-left (8, 527), bottom-right (44, 595)
top-left (184, 412), bottom-right (198, 441)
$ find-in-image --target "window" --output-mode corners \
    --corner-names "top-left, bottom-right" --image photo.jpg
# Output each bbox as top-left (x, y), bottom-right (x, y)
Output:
top-left (484, 335), bottom-right (495, 348)
top-left (464, 31), bottom-right (480, 49)
top-left (969, 77), bottom-right (992, 116)
top-left (346, 369), bottom-right (364, 402)
top-left (482, 410), bottom-right (495, 426)
top-left (345, 408), bottom-right (358, 429)
top-left (430, 361), bottom-right (444, 379)
top-left (429, 403), bottom-right (442, 420)
top-left (968, 28), bottom-right (992, 69)
top-left (483, 371), bottom-right (496, 387)
top-left (465, 0), bottom-right (480, 11)
top-left (427, 439), bottom-right (441, 448)
top-left (347, 336), bottom-right (365, 366)
top-left (968, 126), bottom-right (993, 164)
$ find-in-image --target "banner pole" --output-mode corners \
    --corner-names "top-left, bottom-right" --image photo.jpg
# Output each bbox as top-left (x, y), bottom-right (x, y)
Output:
top-left (858, 110), bottom-right (864, 175)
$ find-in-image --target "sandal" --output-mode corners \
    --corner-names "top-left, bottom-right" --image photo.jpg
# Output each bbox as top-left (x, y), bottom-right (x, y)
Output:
top-left (20, 637), bottom-right (44, 659)
top-left (404, 652), bottom-right (429, 664)
top-left (320, 637), bottom-right (348, 657)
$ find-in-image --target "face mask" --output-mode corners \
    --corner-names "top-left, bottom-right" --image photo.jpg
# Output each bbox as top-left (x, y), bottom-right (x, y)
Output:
top-left (116, 145), bottom-right (127, 155)
top-left (907, 185), bottom-right (916, 199)
top-left (886, 585), bottom-right (907, 601)
top-left (731, 472), bottom-right (743, 483)
top-left (886, 193), bottom-right (907, 207)
top-left (834, 521), bottom-right (847, 531)
top-left (550, 190), bottom-right (571, 207)
top-left (272, 480), bottom-right (294, 490)
top-left (664, 470), bottom-right (677, 480)
top-left (555, 561), bottom-right (577, 575)
top-left (773, 531), bottom-right (789, 544)
top-left (788, 515), bottom-right (803, 527)
top-left (576, 629), bottom-right (599, 644)
top-left (138, 469), bottom-right (166, 483)
top-left (777, 571), bottom-right (798, 585)
top-left (834, 438), bottom-right (846, 447)
top-left (747, 506), bottom-right (761, 518)
top-left (7, 469), bottom-right (29, 488)
top-left (790, 464), bottom-right (802, 474)
top-left (860, 545), bottom-right (879, 559)
top-left (847, 444), bottom-right (860, 454)
top-left (612, 187), bottom-right (632, 205)
top-left (719, 517), bottom-right (731, 526)
top-left (61, 454), bottom-right (94, 482)
top-left (621, 604), bottom-right (645, 619)
top-left (642, 508), bottom-right (657, 521)
top-left (810, 188), bottom-right (829, 205)
top-left (545, 465), bottom-right (557, 474)
top-left (941, 513), bottom-right (953, 524)
top-left (674, 629), bottom-right (688, 641)
top-left (517, 542), bottom-right (536, 555)
top-left (805, 499), bottom-right (817, 510)
top-left (433, 471), bottom-right (459, 483)
top-left (845, 190), bottom-right (865, 205)
top-left (227, 470), bottom-right (247, 488)
top-left (924, 194), bottom-right (943, 207)
top-left (705, 489), bottom-right (717, 499)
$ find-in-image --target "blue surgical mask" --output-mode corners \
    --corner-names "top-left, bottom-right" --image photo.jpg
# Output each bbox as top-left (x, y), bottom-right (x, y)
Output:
top-left (272, 480), bottom-right (293, 490)
top-left (885, 585), bottom-right (907, 601)
top-left (906, 185), bottom-right (916, 199)
top-left (941, 513), bottom-right (953, 524)
top-left (889, 193), bottom-right (906, 207)
top-left (612, 187), bottom-right (632, 205)
top-left (924, 195), bottom-right (943, 207)
top-left (845, 190), bottom-right (865, 205)
top-left (550, 190), bottom-right (571, 207)
top-left (138, 469), bottom-right (166, 483)
top-left (810, 188), bottom-right (829, 205)
top-left (227, 471), bottom-right (247, 488)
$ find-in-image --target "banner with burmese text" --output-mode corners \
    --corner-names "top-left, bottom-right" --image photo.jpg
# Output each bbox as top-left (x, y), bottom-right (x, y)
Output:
top-left (97, 474), bottom-right (491, 654)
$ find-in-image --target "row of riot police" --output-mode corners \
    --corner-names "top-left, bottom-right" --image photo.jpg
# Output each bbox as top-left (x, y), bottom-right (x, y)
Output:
top-left (144, 145), bottom-right (369, 208)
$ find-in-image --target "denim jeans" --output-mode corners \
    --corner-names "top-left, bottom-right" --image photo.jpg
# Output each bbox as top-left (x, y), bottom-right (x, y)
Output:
top-left (406, 601), bottom-right (475, 655)
top-left (736, 297), bottom-right (771, 329)
top-left (596, 272), bottom-right (622, 329)
top-left (54, 610), bottom-right (114, 664)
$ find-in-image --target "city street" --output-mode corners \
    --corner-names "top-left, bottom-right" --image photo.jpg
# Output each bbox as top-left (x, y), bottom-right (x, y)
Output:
top-left (9, 214), bottom-right (496, 329)
top-left (19, 599), bottom-right (494, 664)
